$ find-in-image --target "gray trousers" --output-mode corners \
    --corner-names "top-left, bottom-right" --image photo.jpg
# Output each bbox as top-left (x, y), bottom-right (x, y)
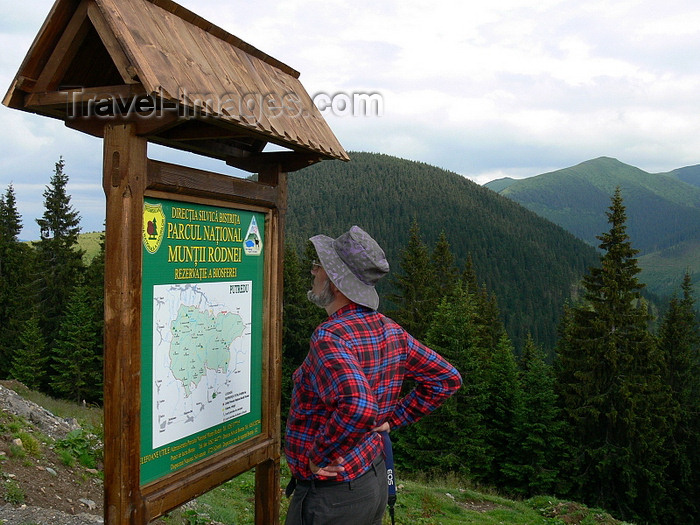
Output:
top-left (285, 457), bottom-right (388, 525)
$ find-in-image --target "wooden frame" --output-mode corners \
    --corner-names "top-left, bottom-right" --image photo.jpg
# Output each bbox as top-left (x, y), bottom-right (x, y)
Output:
top-left (103, 123), bottom-right (283, 524)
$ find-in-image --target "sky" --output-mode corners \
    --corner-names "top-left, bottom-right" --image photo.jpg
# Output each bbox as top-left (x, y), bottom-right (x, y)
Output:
top-left (2, 0), bottom-right (700, 239)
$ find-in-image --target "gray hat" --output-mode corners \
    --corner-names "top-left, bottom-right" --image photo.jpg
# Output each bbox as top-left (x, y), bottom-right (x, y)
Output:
top-left (310, 226), bottom-right (390, 310)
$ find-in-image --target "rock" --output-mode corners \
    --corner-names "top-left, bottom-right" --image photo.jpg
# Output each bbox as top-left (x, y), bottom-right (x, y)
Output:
top-left (79, 499), bottom-right (97, 510)
top-left (12, 438), bottom-right (23, 448)
top-left (46, 467), bottom-right (58, 476)
top-left (0, 384), bottom-right (81, 441)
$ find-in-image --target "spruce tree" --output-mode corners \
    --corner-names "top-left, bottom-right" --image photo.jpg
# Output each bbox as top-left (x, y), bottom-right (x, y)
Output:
top-left (50, 283), bottom-right (101, 403)
top-left (84, 230), bottom-right (105, 383)
top-left (430, 231), bottom-right (460, 302)
top-left (512, 334), bottom-right (566, 496)
top-left (397, 282), bottom-right (491, 476)
top-left (556, 187), bottom-right (672, 523)
top-left (10, 313), bottom-right (48, 391)
top-left (35, 157), bottom-right (85, 355)
top-left (0, 185), bottom-right (35, 378)
top-left (387, 219), bottom-right (435, 341)
top-left (658, 272), bottom-right (700, 522)
top-left (482, 332), bottom-right (523, 490)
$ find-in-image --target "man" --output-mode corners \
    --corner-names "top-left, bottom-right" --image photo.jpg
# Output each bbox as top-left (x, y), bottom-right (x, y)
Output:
top-left (284, 225), bottom-right (462, 525)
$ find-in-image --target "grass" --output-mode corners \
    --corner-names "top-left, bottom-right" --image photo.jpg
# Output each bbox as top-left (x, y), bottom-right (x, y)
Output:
top-left (0, 381), bottom-right (634, 525)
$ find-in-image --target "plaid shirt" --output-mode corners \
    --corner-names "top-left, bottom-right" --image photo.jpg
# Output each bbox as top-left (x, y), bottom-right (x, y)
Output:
top-left (285, 303), bottom-right (462, 481)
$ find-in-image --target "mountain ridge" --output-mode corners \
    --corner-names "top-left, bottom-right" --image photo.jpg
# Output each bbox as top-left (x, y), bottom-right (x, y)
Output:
top-left (485, 156), bottom-right (700, 303)
top-left (285, 151), bottom-right (600, 351)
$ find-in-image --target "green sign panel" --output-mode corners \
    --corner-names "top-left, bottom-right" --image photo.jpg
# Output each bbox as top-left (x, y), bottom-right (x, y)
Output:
top-left (140, 198), bottom-right (264, 485)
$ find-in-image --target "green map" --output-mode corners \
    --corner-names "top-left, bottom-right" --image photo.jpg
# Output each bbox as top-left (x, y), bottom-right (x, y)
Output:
top-left (152, 282), bottom-right (253, 448)
top-left (170, 305), bottom-right (246, 397)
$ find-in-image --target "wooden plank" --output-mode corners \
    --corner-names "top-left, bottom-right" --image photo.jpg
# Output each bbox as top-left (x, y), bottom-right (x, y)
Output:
top-left (103, 122), bottom-right (148, 525)
top-left (156, 8), bottom-right (225, 115)
top-left (147, 0), bottom-right (300, 78)
top-left (33, 0), bottom-right (91, 93)
top-left (87, 2), bottom-right (139, 84)
top-left (25, 83), bottom-right (147, 108)
top-left (146, 159), bottom-right (280, 207)
top-left (141, 437), bottom-right (277, 521)
top-left (95, 0), bottom-right (162, 96)
top-left (190, 27), bottom-right (246, 124)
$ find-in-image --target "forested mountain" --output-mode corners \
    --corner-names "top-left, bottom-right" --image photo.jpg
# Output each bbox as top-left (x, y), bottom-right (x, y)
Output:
top-left (285, 151), bottom-right (600, 351)
top-left (485, 156), bottom-right (700, 303)
top-left (663, 164), bottom-right (700, 188)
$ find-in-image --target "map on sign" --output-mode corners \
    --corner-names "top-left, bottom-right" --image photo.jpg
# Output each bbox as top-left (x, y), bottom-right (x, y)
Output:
top-left (152, 282), bottom-right (252, 448)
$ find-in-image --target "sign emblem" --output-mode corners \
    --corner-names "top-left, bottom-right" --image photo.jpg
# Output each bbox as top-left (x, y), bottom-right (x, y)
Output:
top-left (244, 216), bottom-right (262, 256)
top-left (143, 202), bottom-right (166, 254)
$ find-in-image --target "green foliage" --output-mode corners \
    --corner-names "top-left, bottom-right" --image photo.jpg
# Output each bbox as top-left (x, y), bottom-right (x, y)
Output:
top-left (0, 184), bottom-right (36, 378)
top-left (511, 335), bottom-right (567, 496)
top-left (556, 188), bottom-right (673, 523)
top-left (281, 243), bottom-right (325, 434)
top-left (34, 157), bottom-right (86, 358)
top-left (657, 272), bottom-right (700, 522)
top-left (10, 313), bottom-right (48, 390)
top-left (50, 283), bottom-right (102, 403)
top-left (16, 431), bottom-right (41, 458)
top-left (55, 429), bottom-right (102, 470)
top-left (387, 219), bottom-right (436, 341)
top-left (2, 479), bottom-right (25, 505)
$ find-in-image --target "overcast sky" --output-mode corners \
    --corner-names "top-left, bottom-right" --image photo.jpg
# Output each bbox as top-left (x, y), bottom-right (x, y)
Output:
top-left (2, 0), bottom-right (700, 238)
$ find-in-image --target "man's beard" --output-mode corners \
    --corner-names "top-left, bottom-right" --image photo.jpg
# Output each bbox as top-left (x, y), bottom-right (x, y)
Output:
top-left (307, 278), bottom-right (334, 308)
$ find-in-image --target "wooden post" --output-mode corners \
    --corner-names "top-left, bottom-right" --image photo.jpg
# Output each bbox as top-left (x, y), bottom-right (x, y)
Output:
top-left (103, 122), bottom-right (147, 524)
top-left (255, 166), bottom-right (286, 525)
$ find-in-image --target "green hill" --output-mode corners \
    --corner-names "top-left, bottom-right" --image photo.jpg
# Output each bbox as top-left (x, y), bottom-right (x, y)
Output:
top-left (485, 157), bottom-right (700, 303)
top-left (286, 152), bottom-right (600, 351)
top-left (482, 176), bottom-right (517, 193)
top-left (662, 164), bottom-right (700, 188)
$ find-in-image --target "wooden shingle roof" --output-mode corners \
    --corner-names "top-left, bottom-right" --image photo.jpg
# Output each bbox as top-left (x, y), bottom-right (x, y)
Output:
top-left (4, 0), bottom-right (349, 172)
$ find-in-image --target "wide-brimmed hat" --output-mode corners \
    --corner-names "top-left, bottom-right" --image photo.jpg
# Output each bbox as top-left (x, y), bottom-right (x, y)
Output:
top-left (310, 225), bottom-right (390, 310)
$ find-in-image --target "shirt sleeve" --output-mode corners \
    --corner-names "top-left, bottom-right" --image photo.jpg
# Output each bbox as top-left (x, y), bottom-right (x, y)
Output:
top-left (388, 333), bottom-right (462, 430)
top-left (305, 329), bottom-right (379, 468)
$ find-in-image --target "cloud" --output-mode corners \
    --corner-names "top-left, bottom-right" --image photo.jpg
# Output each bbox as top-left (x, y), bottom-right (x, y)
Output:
top-left (3, 0), bottom-right (700, 238)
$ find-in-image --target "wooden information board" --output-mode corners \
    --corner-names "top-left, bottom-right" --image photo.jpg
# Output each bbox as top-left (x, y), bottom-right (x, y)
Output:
top-left (102, 124), bottom-right (284, 523)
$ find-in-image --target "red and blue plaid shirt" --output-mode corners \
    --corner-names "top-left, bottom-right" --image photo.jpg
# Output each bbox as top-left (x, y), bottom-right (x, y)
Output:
top-left (284, 303), bottom-right (462, 481)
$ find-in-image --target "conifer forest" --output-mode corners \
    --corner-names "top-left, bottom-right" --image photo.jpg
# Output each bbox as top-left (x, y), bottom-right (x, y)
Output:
top-left (1, 157), bottom-right (698, 525)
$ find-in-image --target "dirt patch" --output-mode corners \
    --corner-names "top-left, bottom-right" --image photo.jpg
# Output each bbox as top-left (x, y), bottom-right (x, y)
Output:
top-left (458, 498), bottom-right (504, 512)
top-left (0, 434), bottom-right (103, 516)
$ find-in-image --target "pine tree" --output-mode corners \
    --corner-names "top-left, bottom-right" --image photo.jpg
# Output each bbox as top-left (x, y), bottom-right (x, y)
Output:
top-left (10, 313), bottom-right (48, 391)
top-left (482, 332), bottom-right (523, 490)
top-left (512, 334), bottom-right (566, 496)
top-left (0, 184), bottom-right (35, 378)
top-left (430, 231), bottom-right (460, 302)
top-left (556, 187), bottom-right (672, 523)
top-left (84, 230), bottom-right (105, 382)
top-left (387, 219), bottom-right (435, 341)
top-left (396, 282), bottom-right (491, 476)
top-left (658, 272), bottom-right (700, 522)
top-left (35, 158), bottom-right (85, 355)
top-left (50, 283), bottom-right (101, 403)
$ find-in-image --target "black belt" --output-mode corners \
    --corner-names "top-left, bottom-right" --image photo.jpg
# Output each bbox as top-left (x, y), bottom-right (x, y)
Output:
top-left (286, 455), bottom-right (384, 496)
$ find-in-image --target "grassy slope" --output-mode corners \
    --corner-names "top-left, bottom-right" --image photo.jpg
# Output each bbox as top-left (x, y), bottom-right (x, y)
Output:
top-left (1, 382), bottom-right (633, 525)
